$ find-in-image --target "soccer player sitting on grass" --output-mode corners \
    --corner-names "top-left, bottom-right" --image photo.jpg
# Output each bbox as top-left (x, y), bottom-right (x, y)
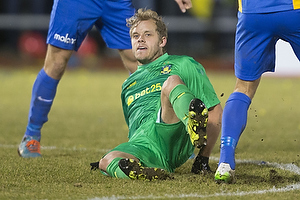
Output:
top-left (91, 8), bottom-right (222, 180)
top-left (17, 0), bottom-right (193, 158)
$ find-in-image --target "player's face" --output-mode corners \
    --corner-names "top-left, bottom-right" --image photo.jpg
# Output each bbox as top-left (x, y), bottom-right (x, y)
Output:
top-left (131, 19), bottom-right (167, 65)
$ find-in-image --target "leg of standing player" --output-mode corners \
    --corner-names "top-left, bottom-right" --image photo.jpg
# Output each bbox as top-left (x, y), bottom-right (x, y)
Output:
top-left (18, 0), bottom-right (136, 157)
top-left (17, 44), bottom-right (72, 158)
top-left (215, 9), bottom-right (300, 183)
top-left (218, 78), bottom-right (259, 168)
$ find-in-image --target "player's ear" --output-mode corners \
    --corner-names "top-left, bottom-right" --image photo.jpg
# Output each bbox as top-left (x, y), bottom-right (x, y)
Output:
top-left (160, 36), bottom-right (167, 48)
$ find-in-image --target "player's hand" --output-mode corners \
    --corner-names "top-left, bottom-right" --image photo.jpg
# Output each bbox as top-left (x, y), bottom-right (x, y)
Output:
top-left (174, 0), bottom-right (193, 13)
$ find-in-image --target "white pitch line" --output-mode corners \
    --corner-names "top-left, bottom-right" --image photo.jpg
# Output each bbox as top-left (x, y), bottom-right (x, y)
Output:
top-left (88, 158), bottom-right (300, 199)
top-left (0, 143), bottom-right (110, 153)
top-left (1, 144), bottom-right (299, 199)
top-left (89, 160), bottom-right (300, 200)
top-left (211, 157), bottom-right (300, 176)
top-left (89, 183), bottom-right (300, 200)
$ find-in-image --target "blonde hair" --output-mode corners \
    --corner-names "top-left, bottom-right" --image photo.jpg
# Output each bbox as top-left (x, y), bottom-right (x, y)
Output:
top-left (127, 8), bottom-right (168, 52)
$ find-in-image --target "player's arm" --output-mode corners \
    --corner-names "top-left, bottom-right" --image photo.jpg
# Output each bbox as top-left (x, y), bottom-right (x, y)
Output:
top-left (203, 103), bottom-right (222, 157)
top-left (174, 0), bottom-right (193, 13)
top-left (191, 103), bottom-right (222, 173)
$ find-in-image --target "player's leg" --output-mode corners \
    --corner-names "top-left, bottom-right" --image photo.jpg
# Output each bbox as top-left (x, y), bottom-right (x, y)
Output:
top-left (161, 75), bottom-right (209, 145)
top-left (160, 75), bottom-right (184, 124)
top-left (17, 45), bottom-right (73, 158)
top-left (18, 0), bottom-right (101, 158)
top-left (161, 75), bottom-right (221, 173)
top-left (215, 78), bottom-right (259, 183)
top-left (161, 75), bottom-right (211, 173)
top-left (215, 11), bottom-right (277, 183)
top-left (290, 41), bottom-right (300, 61)
top-left (161, 75), bottom-right (208, 146)
top-left (99, 0), bottom-right (137, 73)
top-left (99, 151), bottom-right (138, 179)
top-left (280, 9), bottom-right (300, 61)
top-left (118, 158), bottom-right (170, 180)
top-left (44, 45), bottom-right (73, 80)
top-left (215, 12), bottom-right (277, 183)
top-left (98, 150), bottom-right (170, 180)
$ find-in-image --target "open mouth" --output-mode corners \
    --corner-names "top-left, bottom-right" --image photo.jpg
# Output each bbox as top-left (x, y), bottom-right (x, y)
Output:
top-left (137, 46), bottom-right (147, 51)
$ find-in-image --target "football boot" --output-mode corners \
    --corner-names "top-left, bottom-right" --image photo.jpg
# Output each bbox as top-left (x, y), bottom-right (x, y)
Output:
top-left (214, 163), bottom-right (235, 183)
top-left (118, 158), bottom-right (171, 181)
top-left (187, 98), bottom-right (208, 147)
top-left (18, 135), bottom-right (41, 158)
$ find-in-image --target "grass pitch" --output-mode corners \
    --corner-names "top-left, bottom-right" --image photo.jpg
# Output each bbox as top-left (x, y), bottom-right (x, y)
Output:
top-left (0, 67), bottom-right (299, 200)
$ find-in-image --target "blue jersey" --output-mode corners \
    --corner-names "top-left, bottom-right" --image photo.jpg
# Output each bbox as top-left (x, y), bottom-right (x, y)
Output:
top-left (238, 0), bottom-right (300, 13)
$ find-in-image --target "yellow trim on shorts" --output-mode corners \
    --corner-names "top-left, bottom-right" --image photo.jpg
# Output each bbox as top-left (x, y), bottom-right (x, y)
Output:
top-left (294, 0), bottom-right (300, 9)
top-left (238, 0), bottom-right (242, 13)
top-left (239, 0), bottom-right (300, 12)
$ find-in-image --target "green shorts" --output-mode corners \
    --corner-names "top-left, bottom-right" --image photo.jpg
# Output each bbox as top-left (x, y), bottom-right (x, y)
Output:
top-left (108, 119), bottom-right (194, 173)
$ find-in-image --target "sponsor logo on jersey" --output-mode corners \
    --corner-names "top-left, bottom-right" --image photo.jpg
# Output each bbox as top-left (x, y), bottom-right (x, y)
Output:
top-left (54, 33), bottom-right (76, 44)
top-left (161, 64), bottom-right (172, 74)
top-left (127, 83), bottom-right (162, 106)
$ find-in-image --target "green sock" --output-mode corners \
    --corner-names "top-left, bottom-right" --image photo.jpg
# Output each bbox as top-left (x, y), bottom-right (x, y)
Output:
top-left (105, 157), bottom-right (130, 179)
top-left (169, 84), bottom-right (195, 126)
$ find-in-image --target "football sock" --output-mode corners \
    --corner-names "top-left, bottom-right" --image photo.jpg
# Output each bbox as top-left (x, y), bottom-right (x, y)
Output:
top-left (105, 157), bottom-right (130, 179)
top-left (24, 68), bottom-right (59, 140)
top-left (219, 92), bottom-right (251, 169)
top-left (169, 84), bottom-right (195, 127)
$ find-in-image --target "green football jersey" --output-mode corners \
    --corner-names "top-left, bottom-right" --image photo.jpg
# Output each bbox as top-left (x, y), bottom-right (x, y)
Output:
top-left (121, 53), bottom-right (220, 139)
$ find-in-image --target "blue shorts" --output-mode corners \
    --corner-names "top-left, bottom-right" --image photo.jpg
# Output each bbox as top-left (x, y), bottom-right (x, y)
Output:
top-left (46, 0), bottom-right (135, 51)
top-left (235, 9), bottom-right (300, 81)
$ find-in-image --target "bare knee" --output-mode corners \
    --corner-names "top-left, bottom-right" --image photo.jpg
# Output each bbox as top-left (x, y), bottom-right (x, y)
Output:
top-left (161, 75), bottom-right (184, 97)
top-left (44, 45), bottom-right (73, 79)
top-left (160, 75), bottom-right (184, 124)
top-left (234, 78), bottom-right (261, 100)
top-left (99, 157), bottom-right (110, 171)
top-left (99, 151), bottom-right (138, 172)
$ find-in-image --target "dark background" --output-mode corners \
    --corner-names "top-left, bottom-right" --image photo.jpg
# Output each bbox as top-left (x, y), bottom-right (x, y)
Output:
top-left (0, 0), bottom-right (238, 70)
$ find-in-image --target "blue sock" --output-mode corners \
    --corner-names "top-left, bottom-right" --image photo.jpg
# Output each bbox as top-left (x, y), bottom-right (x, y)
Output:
top-left (24, 69), bottom-right (59, 140)
top-left (219, 92), bottom-right (251, 169)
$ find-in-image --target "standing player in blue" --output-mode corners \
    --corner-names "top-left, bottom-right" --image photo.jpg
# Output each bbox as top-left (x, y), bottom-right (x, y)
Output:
top-left (91, 8), bottom-right (223, 180)
top-left (17, 0), bottom-right (193, 158)
top-left (215, 0), bottom-right (300, 183)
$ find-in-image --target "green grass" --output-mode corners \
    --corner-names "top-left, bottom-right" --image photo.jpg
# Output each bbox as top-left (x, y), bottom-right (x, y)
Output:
top-left (0, 67), bottom-right (299, 200)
